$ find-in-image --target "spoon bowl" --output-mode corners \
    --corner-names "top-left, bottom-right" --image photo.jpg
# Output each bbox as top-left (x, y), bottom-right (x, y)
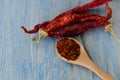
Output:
top-left (56, 37), bottom-right (115, 80)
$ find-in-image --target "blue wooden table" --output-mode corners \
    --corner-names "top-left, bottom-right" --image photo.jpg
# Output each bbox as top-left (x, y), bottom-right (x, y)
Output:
top-left (0, 0), bottom-right (120, 80)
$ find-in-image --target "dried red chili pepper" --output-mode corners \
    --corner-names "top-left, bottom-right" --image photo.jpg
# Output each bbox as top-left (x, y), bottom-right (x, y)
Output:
top-left (21, 21), bottom-right (50, 34)
top-left (21, 1), bottom-right (120, 43)
top-left (55, 0), bottom-right (112, 19)
top-left (23, 13), bottom-right (104, 34)
top-left (21, 0), bottom-right (111, 34)
top-left (48, 14), bottom-right (107, 37)
top-left (105, 1), bottom-right (112, 20)
top-left (48, 20), bottom-right (109, 38)
top-left (43, 13), bottom-right (106, 33)
top-left (33, 2), bottom-right (113, 43)
top-left (22, 13), bottom-right (105, 43)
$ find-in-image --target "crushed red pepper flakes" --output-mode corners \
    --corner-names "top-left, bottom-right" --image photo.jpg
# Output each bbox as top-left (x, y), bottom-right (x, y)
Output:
top-left (56, 38), bottom-right (80, 60)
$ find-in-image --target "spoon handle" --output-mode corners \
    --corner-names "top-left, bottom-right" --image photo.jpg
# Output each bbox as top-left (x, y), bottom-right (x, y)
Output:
top-left (82, 57), bottom-right (115, 80)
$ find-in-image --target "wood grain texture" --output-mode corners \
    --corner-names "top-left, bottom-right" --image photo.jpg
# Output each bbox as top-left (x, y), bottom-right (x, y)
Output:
top-left (0, 0), bottom-right (120, 80)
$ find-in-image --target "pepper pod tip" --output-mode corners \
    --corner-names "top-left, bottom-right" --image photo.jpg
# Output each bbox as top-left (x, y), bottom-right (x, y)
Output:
top-left (31, 30), bottom-right (48, 44)
top-left (105, 24), bottom-right (120, 43)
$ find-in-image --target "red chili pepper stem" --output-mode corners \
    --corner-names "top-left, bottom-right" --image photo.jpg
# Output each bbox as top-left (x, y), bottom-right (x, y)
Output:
top-left (31, 30), bottom-right (48, 44)
top-left (105, 24), bottom-right (120, 42)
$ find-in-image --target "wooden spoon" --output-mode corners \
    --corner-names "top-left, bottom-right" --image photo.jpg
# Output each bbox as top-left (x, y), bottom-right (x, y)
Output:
top-left (56, 37), bottom-right (115, 80)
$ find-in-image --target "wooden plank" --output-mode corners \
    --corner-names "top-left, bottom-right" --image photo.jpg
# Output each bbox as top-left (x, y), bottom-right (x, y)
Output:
top-left (0, 0), bottom-right (120, 80)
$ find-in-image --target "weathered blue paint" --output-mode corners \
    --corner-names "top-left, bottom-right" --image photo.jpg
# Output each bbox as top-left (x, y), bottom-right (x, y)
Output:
top-left (0, 0), bottom-right (120, 80)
